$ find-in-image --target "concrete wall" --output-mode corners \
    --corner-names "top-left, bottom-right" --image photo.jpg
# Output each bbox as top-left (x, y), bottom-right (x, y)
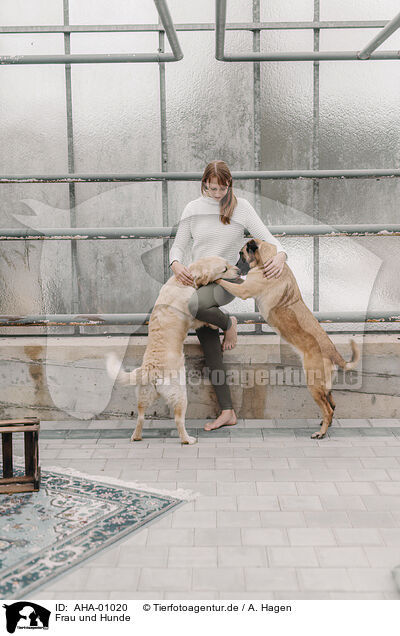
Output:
top-left (0, 334), bottom-right (398, 421)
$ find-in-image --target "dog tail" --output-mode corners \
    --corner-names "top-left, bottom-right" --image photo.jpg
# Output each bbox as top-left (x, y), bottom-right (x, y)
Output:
top-left (106, 353), bottom-right (141, 386)
top-left (332, 339), bottom-right (360, 370)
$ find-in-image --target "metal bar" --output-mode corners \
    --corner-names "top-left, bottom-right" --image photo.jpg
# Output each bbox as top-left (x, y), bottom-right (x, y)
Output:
top-left (158, 17), bottom-right (170, 283)
top-left (0, 224), bottom-right (399, 240)
top-left (359, 11), bottom-right (400, 59)
top-left (215, 1), bottom-right (400, 62)
top-left (253, 0), bottom-right (262, 336)
top-left (313, 0), bottom-right (320, 313)
top-left (217, 50), bottom-right (400, 62)
top-left (3, 169), bottom-right (400, 182)
top-left (216, 0), bottom-right (227, 60)
top-left (0, 21), bottom-right (392, 34)
top-left (154, 0), bottom-right (183, 61)
top-left (0, 53), bottom-right (181, 65)
top-left (0, 312), bottom-right (399, 326)
top-left (63, 0), bottom-right (80, 331)
top-left (252, 1), bottom-right (261, 215)
top-left (0, 0), bottom-right (183, 65)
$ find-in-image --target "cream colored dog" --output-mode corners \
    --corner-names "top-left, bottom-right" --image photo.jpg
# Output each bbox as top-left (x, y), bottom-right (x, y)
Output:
top-left (216, 239), bottom-right (360, 439)
top-left (107, 256), bottom-right (239, 444)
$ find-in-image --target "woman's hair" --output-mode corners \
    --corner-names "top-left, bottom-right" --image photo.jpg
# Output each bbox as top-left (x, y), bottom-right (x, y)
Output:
top-left (201, 160), bottom-right (237, 225)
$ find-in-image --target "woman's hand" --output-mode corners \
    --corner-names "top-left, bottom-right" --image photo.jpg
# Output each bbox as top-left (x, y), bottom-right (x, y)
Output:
top-left (262, 252), bottom-right (286, 279)
top-left (171, 261), bottom-right (194, 286)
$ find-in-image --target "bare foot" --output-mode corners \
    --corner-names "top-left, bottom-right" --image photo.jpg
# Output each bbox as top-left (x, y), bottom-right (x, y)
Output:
top-left (204, 409), bottom-right (237, 431)
top-left (222, 316), bottom-right (237, 351)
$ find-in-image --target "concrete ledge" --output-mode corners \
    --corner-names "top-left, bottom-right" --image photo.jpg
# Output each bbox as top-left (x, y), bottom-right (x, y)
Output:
top-left (0, 334), bottom-right (399, 420)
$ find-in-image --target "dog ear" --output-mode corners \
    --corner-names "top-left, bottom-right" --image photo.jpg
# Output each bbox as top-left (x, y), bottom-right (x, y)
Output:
top-left (246, 239), bottom-right (259, 254)
top-left (189, 264), bottom-right (213, 287)
top-left (246, 239), bottom-right (263, 265)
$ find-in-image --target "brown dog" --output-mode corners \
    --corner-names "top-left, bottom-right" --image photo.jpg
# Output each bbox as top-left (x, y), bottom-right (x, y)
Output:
top-left (216, 239), bottom-right (360, 439)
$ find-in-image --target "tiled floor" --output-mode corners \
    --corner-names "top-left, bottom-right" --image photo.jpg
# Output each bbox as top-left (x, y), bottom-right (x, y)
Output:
top-left (11, 418), bottom-right (400, 600)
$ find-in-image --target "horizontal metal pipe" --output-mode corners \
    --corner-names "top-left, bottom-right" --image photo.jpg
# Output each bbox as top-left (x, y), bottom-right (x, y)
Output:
top-left (2, 169), bottom-right (400, 183)
top-left (0, 53), bottom-right (179, 65)
top-left (0, 312), bottom-right (399, 326)
top-left (0, 224), bottom-right (399, 241)
top-left (359, 10), bottom-right (400, 59)
top-left (9, 50), bottom-right (400, 64)
top-left (0, 21), bottom-right (390, 34)
top-left (217, 50), bottom-right (400, 62)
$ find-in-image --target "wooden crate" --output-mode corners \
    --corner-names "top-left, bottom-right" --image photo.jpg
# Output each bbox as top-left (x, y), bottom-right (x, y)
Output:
top-left (0, 418), bottom-right (41, 494)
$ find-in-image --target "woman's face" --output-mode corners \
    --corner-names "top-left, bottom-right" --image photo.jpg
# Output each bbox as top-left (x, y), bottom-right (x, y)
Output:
top-left (204, 176), bottom-right (229, 201)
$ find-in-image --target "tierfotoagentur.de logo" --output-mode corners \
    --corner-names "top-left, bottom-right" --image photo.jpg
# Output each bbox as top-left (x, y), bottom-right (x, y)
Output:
top-left (3, 602), bottom-right (51, 633)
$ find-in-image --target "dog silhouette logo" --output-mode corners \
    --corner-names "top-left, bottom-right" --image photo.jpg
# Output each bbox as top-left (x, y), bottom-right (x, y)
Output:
top-left (3, 602), bottom-right (51, 633)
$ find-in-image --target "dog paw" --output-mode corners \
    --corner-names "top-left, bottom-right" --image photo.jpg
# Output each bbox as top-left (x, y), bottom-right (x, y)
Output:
top-left (311, 431), bottom-right (325, 440)
top-left (131, 435), bottom-right (142, 442)
top-left (181, 436), bottom-right (197, 445)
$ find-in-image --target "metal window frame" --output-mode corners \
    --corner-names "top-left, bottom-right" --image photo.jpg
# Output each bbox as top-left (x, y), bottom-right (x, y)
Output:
top-left (0, 225), bottom-right (399, 240)
top-left (2, 169), bottom-right (400, 182)
top-left (0, 0), bottom-right (183, 64)
top-left (1, 1), bottom-right (399, 331)
top-left (0, 311), bottom-right (399, 328)
top-left (0, 223), bottom-right (398, 327)
top-left (216, 0), bottom-right (400, 62)
top-left (0, 22), bottom-right (397, 34)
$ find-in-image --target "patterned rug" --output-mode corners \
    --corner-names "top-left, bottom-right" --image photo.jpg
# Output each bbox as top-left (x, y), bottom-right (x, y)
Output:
top-left (0, 466), bottom-right (190, 599)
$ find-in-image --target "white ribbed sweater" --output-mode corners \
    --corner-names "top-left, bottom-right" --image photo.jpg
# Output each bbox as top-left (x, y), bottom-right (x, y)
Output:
top-left (169, 195), bottom-right (286, 266)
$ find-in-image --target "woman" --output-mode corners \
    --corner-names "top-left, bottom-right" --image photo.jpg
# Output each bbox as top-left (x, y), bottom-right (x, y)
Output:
top-left (169, 160), bottom-right (287, 431)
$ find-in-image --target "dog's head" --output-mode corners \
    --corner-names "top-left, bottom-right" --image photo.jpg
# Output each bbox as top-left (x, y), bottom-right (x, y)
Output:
top-left (189, 256), bottom-right (239, 288)
top-left (240, 239), bottom-right (277, 267)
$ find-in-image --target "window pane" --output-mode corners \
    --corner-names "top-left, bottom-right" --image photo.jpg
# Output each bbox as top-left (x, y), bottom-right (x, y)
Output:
top-left (167, 0), bottom-right (252, 23)
top-left (320, 0), bottom-right (400, 20)
top-left (0, 0), bottom-right (62, 25)
top-left (69, 0), bottom-right (158, 24)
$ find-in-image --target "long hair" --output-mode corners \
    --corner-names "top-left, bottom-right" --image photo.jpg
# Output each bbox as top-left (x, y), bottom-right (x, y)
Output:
top-left (200, 160), bottom-right (237, 225)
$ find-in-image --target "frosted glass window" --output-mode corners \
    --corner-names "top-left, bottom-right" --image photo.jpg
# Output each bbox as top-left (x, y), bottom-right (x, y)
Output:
top-left (71, 63), bottom-right (160, 172)
top-left (75, 238), bottom-right (163, 314)
top-left (260, 1), bottom-right (313, 21)
top-left (319, 30), bottom-right (400, 170)
top-left (166, 0), bottom-right (252, 23)
top-left (70, 32), bottom-right (158, 55)
top-left (0, 184), bottom-right (70, 336)
top-left (72, 182), bottom-right (161, 225)
top-left (318, 237), bottom-right (396, 313)
top-left (320, 0), bottom-right (400, 21)
top-left (260, 31), bottom-right (313, 176)
top-left (0, 34), bottom-right (64, 56)
top-left (69, 0), bottom-right (158, 25)
top-left (319, 180), bottom-right (400, 225)
top-left (320, 26), bottom-right (400, 52)
top-left (0, 68), bottom-right (68, 173)
top-left (259, 182), bottom-right (314, 228)
top-left (0, 34), bottom-right (68, 171)
top-left (9, 184), bottom-right (163, 326)
top-left (0, 0), bottom-right (63, 25)
top-left (166, 31), bottom-right (254, 173)
top-left (358, 238), bottom-right (400, 313)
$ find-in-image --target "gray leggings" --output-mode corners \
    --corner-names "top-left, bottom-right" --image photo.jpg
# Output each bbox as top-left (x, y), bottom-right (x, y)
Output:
top-left (188, 278), bottom-right (244, 410)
